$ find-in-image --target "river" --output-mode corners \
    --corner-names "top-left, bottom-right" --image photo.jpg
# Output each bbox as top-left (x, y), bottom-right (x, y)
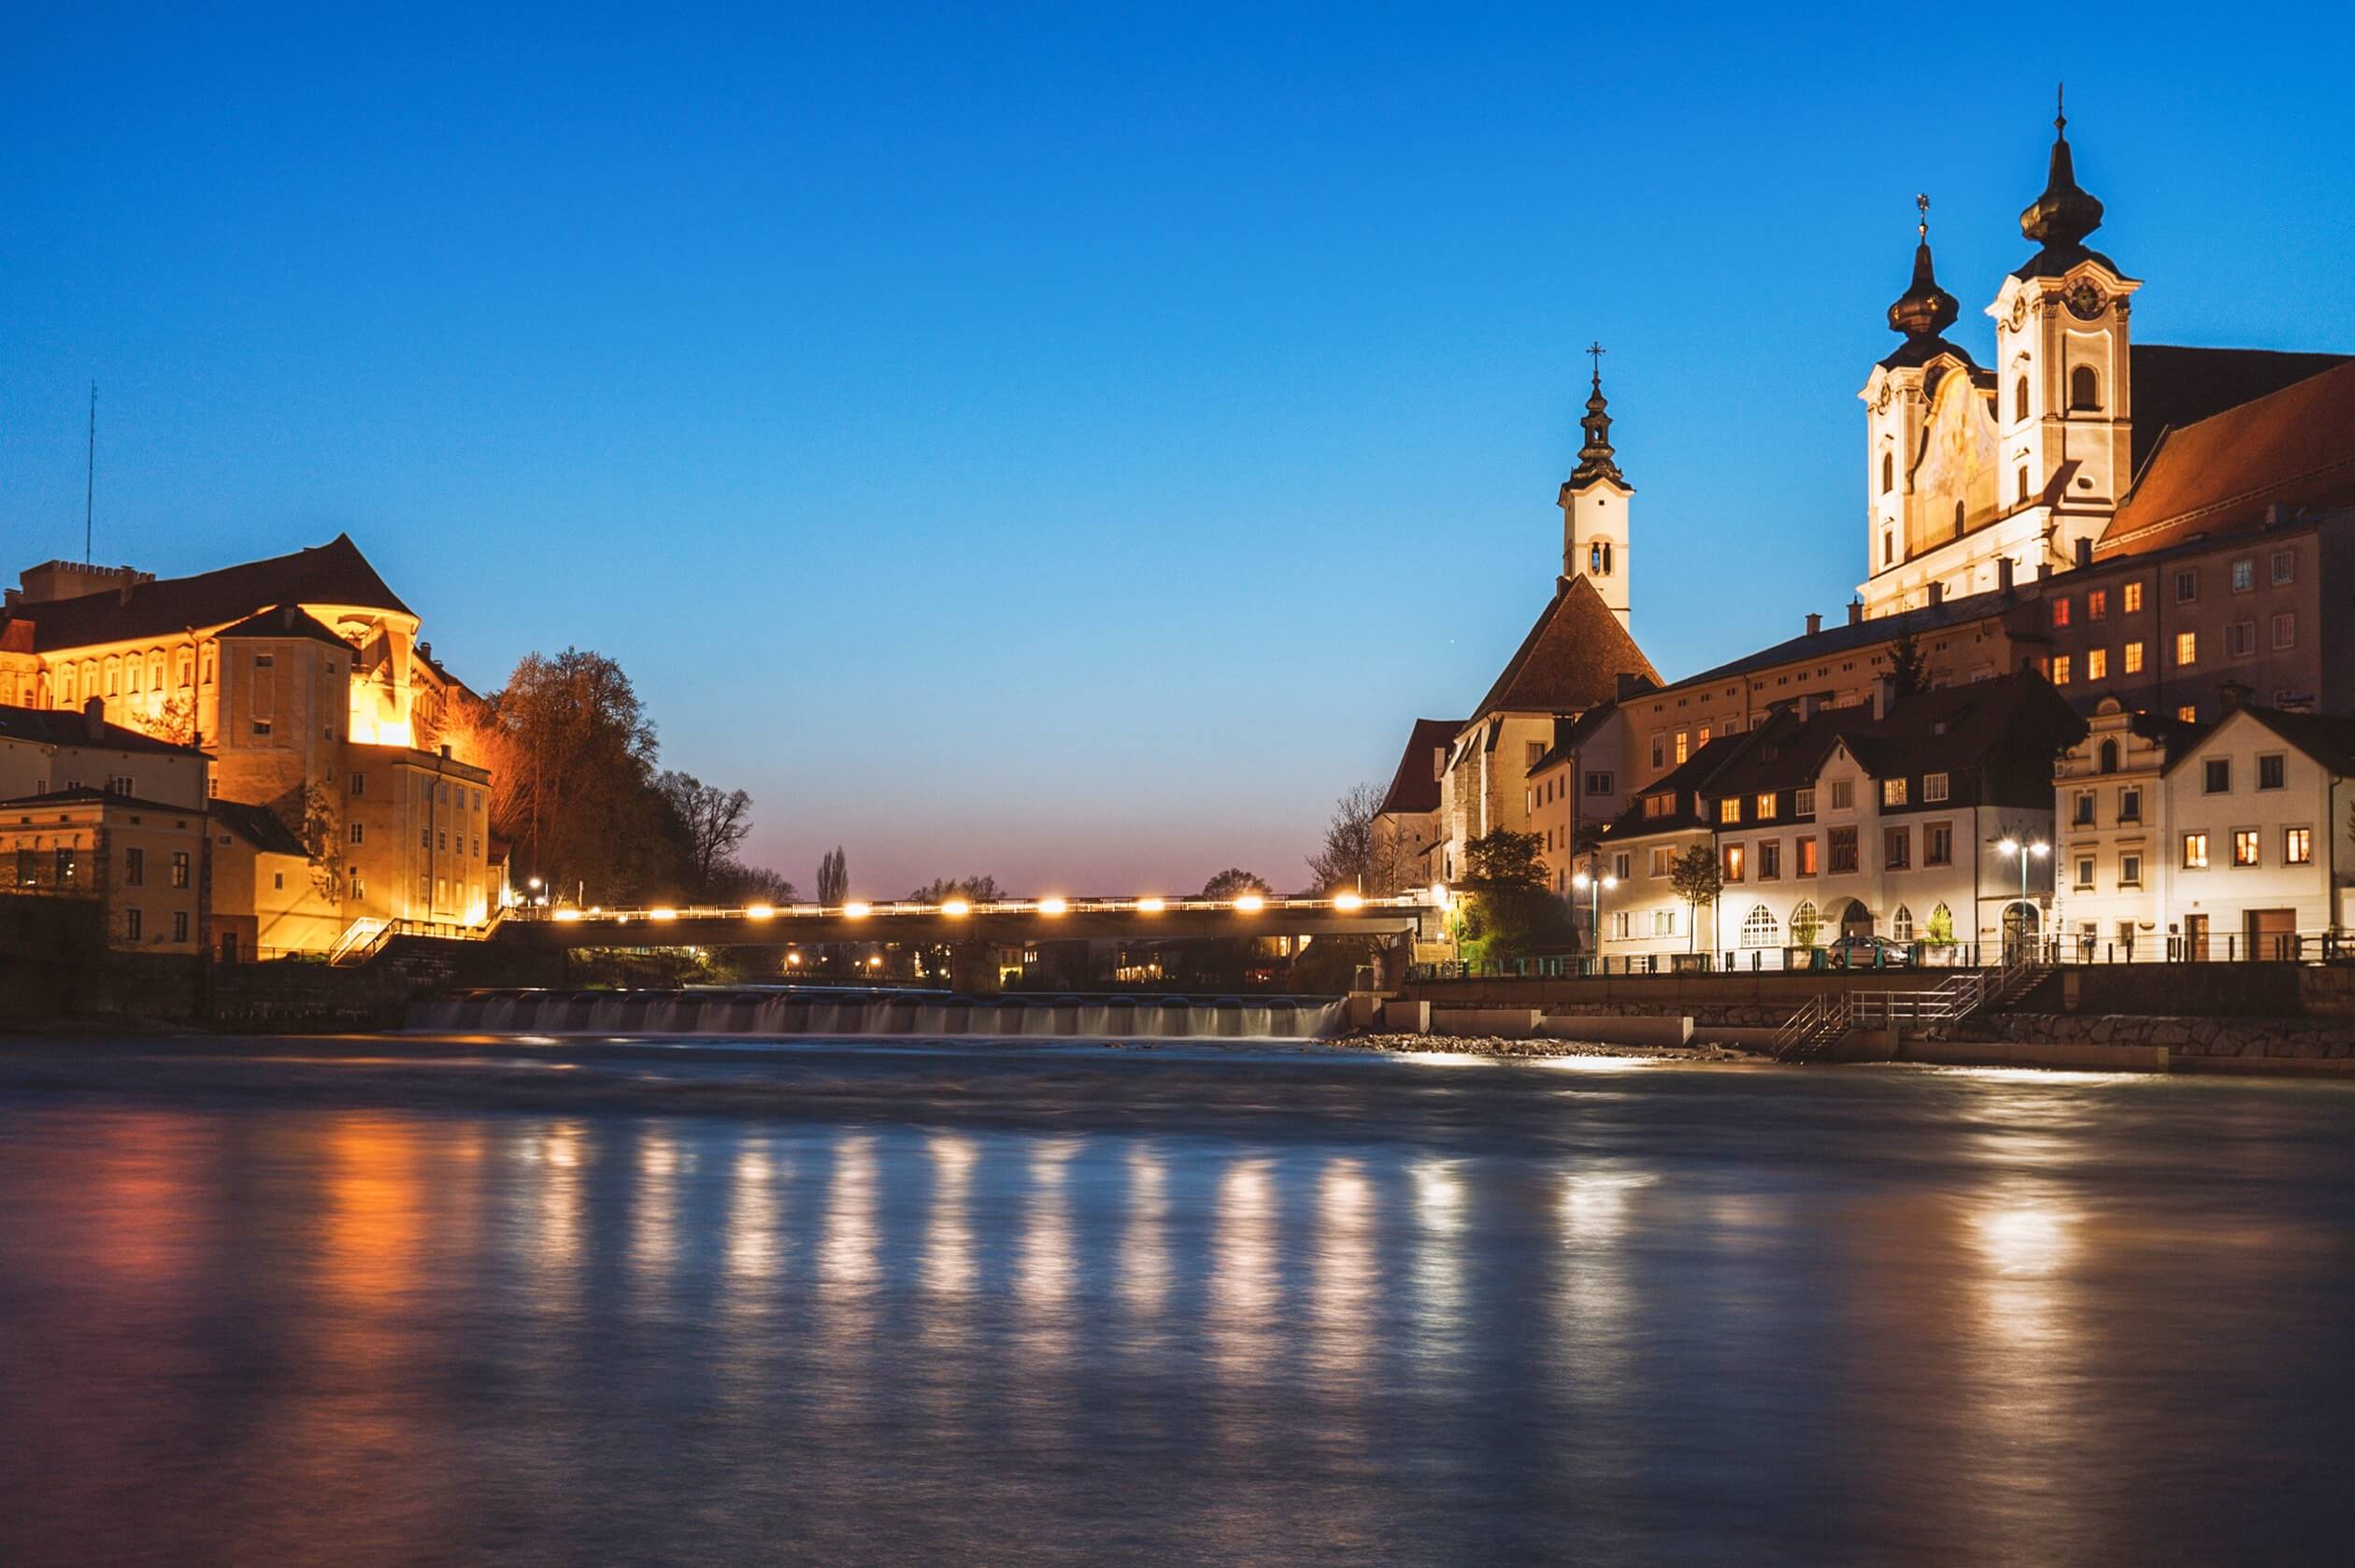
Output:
top-left (2, 1033), bottom-right (2351, 1565)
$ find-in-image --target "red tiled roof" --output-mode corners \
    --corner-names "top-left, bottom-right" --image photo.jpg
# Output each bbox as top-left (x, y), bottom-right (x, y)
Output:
top-left (2128, 345), bottom-right (2352, 477)
top-left (1468, 574), bottom-right (1661, 720)
top-left (1375, 718), bottom-right (1463, 818)
top-left (0, 701), bottom-right (206, 758)
top-left (2, 534), bottom-right (413, 652)
top-left (2098, 357), bottom-right (2355, 559)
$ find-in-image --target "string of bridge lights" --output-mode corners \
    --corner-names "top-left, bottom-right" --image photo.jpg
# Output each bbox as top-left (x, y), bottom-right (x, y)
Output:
top-left (533, 888), bottom-right (1446, 926)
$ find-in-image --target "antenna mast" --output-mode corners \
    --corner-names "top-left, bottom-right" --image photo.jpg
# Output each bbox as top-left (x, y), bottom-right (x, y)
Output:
top-left (84, 381), bottom-right (97, 564)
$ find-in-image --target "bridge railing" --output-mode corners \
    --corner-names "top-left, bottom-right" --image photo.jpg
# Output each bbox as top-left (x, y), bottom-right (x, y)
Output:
top-left (507, 891), bottom-right (1434, 926)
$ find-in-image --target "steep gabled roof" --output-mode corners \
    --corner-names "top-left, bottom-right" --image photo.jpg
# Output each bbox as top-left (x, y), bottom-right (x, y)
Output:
top-left (2098, 355), bottom-right (2355, 558)
top-left (216, 604), bottom-right (353, 649)
top-left (0, 702), bottom-right (206, 758)
top-left (1528, 702), bottom-right (1624, 777)
top-left (1595, 730), bottom-right (1758, 841)
top-left (2128, 345), bottom-right (2353, 477)
top-left (1375, 718), bottom-right (1463, 817)
top-left (208, 798), bottom-right (310, 856)
top-left (2, 534), bottom-right (412, 652)
top-left (2177, 706), bottom-right (2355, 777)
top-left (1470, 574), bottom-right (1661, 720)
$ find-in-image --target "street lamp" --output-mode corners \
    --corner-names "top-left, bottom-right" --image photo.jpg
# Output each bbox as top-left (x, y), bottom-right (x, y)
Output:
top-left (1995, 836), bottom-right (2051, 958)
top-left (1571, 865), bottom-right (1619, 970)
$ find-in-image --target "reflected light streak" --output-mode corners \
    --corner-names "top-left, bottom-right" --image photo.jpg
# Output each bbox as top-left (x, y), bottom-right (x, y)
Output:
top-left (1208, 1158), bottom-right (1282, 1390)
top-left (922, 1134), bottom-right (978, 1299)
top-left (818, 1135), bottom-right (879, 1298)
top-left (1310, 1160), bottom-right (1377, 1390)
top-left (725, 1147), bottom-right (783, 1286)
top-left (1017, 1139), bottom-right (1080, 1316)
top-left (1119, 1146), bottom-right (1170, 1317)
top-left (628, 1131), bottom-right (683, 1286)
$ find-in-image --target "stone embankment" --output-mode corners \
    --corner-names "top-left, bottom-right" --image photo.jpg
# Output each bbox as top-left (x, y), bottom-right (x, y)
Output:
top-left (1330, 1033), bottom-right (1755, 1062)
top-left (1988, 1012), bottom-right (2355, 1062)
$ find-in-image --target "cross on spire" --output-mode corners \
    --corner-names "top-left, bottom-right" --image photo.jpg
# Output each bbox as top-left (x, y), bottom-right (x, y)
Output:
top-left (1570, 341), bottom-right (1624, 489)
top-left (1587, 340), bottom-right (1606, 387)
top-left (2056, 80), bottom-right (2066, 135)
top-left (1916, 192), bottom-right (1930, 241)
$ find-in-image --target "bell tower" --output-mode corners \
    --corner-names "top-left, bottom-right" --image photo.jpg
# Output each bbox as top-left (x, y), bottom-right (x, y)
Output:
top-left (1559, 343), bottom-right (1633, 629)
top-left (1986, 90), bottom-right (2139, 571)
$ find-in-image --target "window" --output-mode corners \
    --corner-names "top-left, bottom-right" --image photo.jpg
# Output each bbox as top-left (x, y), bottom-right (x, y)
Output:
top-left (2051, 597), bottom-right (2072, 629)
top-left (1584, 771), bottom-right (1614, 795)
top-left (2273, 613), bottom-right (2296, 650)
top-left (1526, 741), bottom-right (1545, 771)
top-left (170, 851), bottom-right (190, 889)
top-left (1649, 734), bottom-right (1665, 769)
top-left (1830, 780), bottom-right (1854, 810)
top-left (1759, 840), bottom-right (1780, 880)
top-left (1891, 905), bottom-right (1914, 942)
top-left (1925, 822), bottom-right (1953, 866)
top-left (1884, 532), bottom-right (1895, 567)
top-left (1913, 773), bottom-right (1946, 805)
top-left (1880, 453), bottom-right (1893, 493)
top-left (1611, 910), bottom-right (1631, 940)
top-left (1612, 852), bottom-right (1630, 881)
top-left (1829, 827), bottom-right (1859, 874)
top-left (273, 872), bottom-right (284, 891)
top-left (251, 720), bottom-right (273, 737)
top-left (1794, 787), bottom-right (1817, 816)
top-left (2017, 464), bottom-right (2031, 504)
top-left (1883, 827), bottom-right (1909, 870)
top-left (2175, 570), bottom-right (2198, 603)
top-left (124, 848), bottom-right (145, 886)
top-left (1698, 725), bottom-right (1711, 747)
top-left (2120, 853), bottom-right (2142, 888)
top-left (2119, 786), bottom-right (2142, 822)
top-left (1675, 732), bottom-right (1690, 765)
top-left (2123, 581), bottom-right (2144, 614)
top-left (347, 821), bottom-right (364, 846)
top-left (2086, 648), bottom-right (2107, 681)
top-left (1643, 793), bottom-right (1675, 820)
top-left (2050, 654), bottom-right (2073, 685)
top-left (172, 911), bottom-right (189, 944)
top-left (1722, 844), bottom-right (1746, 882)
top-left (2258, 754), bottom-right (2285, 791)
top-left (125, 907), bottom-right (143, 942)
top-left (2204, 758), bottom-right (2232, 794)
top-left (2087, 589), bottom-right (2107, 620)
top-left (2175, 631), bottom-right (2198, 667)
top-left (1649, 847), bottom-right (1674, 877)
top-left (1797, 837), bottom-right (1819, 877)
top-left (2123, 641), bottom-right (2145, 675)
top-left (2286, 827), bottom-right (2313, 865)
top-left (2225, 620), bottom-right (2256, 657)
top-left (2182, 833), bottom-right (2209, 869)
top-left (1881, 778), bottom-right (1907, 807)
top-left (1651, 908), bottom-right (1676, 937)
top-left (2070, 364), bottom-right (2100, 410)
top-left (421, 828), bottom-right (432, 848)
top-left (2014, 376), bottom-right (2029, 422)
top-left (254, 653), bottom-right (275, 669)
top-left (350, 772), bottom-right (365, 796)
top-left (437, 831), bottom-right (449, 851)
top-left (2233, 830), bottom-right (2261, 867)
top-left (350, 868), bottom-right (365, 901)
top-left (1741, 904), bottom-right (1781, 948)
top-left (2072, 790), bottom-right (2095, 826)
top-left (1720, 798), bottom-right (1741, 824)
top-left (2075, 856), bottom-right (2095, 890)
top-left (2271, 549), bottom-right (2296, 585)
top-left (1756, 792), bottom-right (1777, 820)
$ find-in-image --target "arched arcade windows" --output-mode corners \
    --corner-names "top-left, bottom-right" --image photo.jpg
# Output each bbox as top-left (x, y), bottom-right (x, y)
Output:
top-left (1589, 540), bottom-right (1614, 577)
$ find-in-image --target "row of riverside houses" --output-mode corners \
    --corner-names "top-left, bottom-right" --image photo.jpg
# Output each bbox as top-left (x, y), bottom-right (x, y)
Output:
top-left (0, 537), bottom-right (501, 960)
top-left (1371, 105), bottom-right (2355, 964)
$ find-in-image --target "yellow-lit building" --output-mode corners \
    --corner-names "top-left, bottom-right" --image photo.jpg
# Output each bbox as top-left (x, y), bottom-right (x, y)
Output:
top-left (0, 535), bottom-right (496, 954)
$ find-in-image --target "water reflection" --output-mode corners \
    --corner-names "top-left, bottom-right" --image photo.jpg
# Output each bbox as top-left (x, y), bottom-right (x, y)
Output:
top-left (1208, 1156), bottom-right (1280, 1387)
top-left (1119, 1144), bottom-right (1171, 1319)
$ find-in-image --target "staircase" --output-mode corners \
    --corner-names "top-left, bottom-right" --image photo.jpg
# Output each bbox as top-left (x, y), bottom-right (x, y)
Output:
top-left (327, 918), bottom-right (391, 967)
top-left (1772, 993), bottom-right (1852, 1062)
top-left (1772, 958), bottom-right (2046, 1062)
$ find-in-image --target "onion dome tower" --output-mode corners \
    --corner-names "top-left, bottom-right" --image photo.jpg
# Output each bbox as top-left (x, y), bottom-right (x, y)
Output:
top-left (1559, 343), bottom-right (1634, 628)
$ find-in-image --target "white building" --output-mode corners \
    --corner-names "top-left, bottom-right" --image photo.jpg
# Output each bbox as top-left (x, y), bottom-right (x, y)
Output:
top-left (2154, 705), bottom-right (2355, 959)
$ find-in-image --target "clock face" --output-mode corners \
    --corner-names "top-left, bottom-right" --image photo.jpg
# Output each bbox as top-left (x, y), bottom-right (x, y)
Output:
top-left (2009, 294), bottom-right (2029, 331)
top-left (1877, 383), bottom-right (1891, 413)
top-left (2064, 278), bottom-right (2106, 321)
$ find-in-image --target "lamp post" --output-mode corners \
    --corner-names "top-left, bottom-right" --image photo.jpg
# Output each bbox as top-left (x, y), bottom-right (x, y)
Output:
top-left (1571, 865), bottom-right (1619, 975)
top-left (1995, 836), bottom-right (2050, 960)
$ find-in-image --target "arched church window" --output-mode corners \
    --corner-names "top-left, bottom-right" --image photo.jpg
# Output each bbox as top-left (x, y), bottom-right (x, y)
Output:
top-left (1891, 905), bottom-right (1915, 942)
top-left (2019, 465), bottom-right (2032, 505)
top-left (2070, 364), bottom-right (2100, 411)
top-left (1881, 452), bottom-right (1893, 494)
top-left (2015, 377), bottom-right (2029, 422)
top-left (1791, 900), bottom-right (1820, 947)
top-left (1740, 904), bottom-right (1781, 948)
top-left (2098, 738), bottom-right (2120, 775)
top-left (1952, 501), bottom-right (1965, 538)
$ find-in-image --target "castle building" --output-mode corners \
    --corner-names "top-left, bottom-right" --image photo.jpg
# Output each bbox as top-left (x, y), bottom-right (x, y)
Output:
top-left (0, 536), bottom-right (494, 952)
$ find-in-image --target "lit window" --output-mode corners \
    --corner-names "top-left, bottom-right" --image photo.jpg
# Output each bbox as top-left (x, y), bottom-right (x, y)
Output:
top-left (1722, 844), bottom-right (1746, 882)
top-left (2233, 830), bottom-right (2260, 867)
top-left (1881, 778), bottom-right (1907, 806)
top-left (1756, 792), bottom-right (1777, 820)
top-left (2181, 833), bottom-right (2208, 869)
top-left (2086, 648), bottom-right (2106, 681)
top-left (2178, 705), bottom-right (2199, 723)
top-left (1797, 837), bottom-right (1819, 877)
top-left (2175, 631), bottom-right (2198, 667)
top-left (1719, 798), bottom-right (1741, 824)
top-left (1675, 732), bottom-right (1689, 765)
top-left (2285, 828), bottom-right (2313, 865)
top-left (2051, 598), bottom-right (2072, 629)
top-left (2123, 581), bottom-right (2143, 614)
top-left (2123, 640), bottom-right (2145, 675)
top-left (2050, 654), bottom-right (2073, 685)
top-left (2087, 589), bottom-right (2107, 620)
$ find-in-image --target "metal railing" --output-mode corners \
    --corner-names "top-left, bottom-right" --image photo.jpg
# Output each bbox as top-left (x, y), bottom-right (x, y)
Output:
top-left (1411, 932), bottom-right (2354, 983)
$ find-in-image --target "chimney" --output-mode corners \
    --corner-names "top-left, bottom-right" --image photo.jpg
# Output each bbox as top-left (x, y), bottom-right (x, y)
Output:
top-left (2074, 536), bottom-right (2093, 568)
top-left (1847, 600), bottom-right (1863, 626)
top-left (118, 582), bottom-right (135, 606)
top-left (82, 696), bottom-right (106, 742)
top-left (2264, 503), bottom-right (2291, 529)
top-left (1928, 581), bottom-right (1945, 606)
top-left (1871, 673), bottom-right (1901, 720)
top-left (1998, 557), bottom-right (2016, 592)
top-left (2036, 561), bottom-right (2052, 582)
top-left (1806, 612), bottom-right (1822, 637)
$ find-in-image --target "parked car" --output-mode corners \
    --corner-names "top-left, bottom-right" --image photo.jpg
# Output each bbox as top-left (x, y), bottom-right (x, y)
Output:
top-left (1827, 934), bottom-right (1914, 970)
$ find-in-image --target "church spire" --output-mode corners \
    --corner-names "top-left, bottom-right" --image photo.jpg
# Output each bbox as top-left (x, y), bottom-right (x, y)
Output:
top-left (1569, 342), bottom-right (1626, 489)
top-left (1887, 193), bottom-right (1961, 341)
top-left (2020, 84), bottom-right (2105, 253)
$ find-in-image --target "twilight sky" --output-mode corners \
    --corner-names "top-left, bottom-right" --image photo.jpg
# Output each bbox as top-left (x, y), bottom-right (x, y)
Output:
top-left (6, 4), bottom-right (2351, 896)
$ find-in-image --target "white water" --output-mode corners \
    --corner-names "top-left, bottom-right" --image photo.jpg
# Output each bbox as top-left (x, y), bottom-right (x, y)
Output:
top-left (411, 988), bottom-right (1349, 1040)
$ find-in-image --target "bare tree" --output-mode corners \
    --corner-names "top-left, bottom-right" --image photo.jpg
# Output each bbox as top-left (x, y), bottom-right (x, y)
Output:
top-left (816, 847), bottom-right (849, 906)
top-left (656, 770), bottom-right (753, 897)
top-left (1306, 782), bottom-right (1383, 893)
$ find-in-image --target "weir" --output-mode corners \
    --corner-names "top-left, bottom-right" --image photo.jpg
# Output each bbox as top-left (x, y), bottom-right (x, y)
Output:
top-left (413, 987), bottom-right (1349, 1040)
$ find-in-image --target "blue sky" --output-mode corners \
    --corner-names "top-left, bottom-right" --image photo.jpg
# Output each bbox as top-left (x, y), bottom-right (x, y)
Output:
top-left (6, 4), bottom-right (2351, 894)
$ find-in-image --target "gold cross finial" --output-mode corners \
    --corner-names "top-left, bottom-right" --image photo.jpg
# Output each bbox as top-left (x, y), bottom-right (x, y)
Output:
top-left (1587, 340), bottom-right (1606, 386)
top-left (1917, 192), bottom-right (1930, 240)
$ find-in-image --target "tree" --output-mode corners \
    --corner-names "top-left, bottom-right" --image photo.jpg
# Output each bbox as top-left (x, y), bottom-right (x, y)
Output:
top-left (1201, 868), bottom-right (1272, 899)
top-left (656, 770), bottom-right (753, 897)
top-left (139, 691), bottom-right (200, 748)
top-left (1454, 829), bottom-right (1574, 962)
top-left (1791, 904), bottom-right (1822, 949)
top-left (1670, 843), bottom-right (1724, 954)
top-left (478, 649), bottom-right (667, 902)
top-left (1889, 623), bottom-right (1931, 699)
top-left (816, 847), bottom-right (849, 906)
top-left (909, 875), bottom-right (1002, 904)
top-left (710, 861), bottom-right (796, 904)
top-left (1305, 782), bottom-right (1383, 893)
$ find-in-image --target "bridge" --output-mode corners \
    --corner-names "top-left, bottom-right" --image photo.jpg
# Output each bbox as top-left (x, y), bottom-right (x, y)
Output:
top-left (494, 891), bottom-right (1440, 966)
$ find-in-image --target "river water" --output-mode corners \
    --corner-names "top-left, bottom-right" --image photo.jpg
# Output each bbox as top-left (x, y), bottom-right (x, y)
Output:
top-left (3, 1033), bottom-right (2352, 1565)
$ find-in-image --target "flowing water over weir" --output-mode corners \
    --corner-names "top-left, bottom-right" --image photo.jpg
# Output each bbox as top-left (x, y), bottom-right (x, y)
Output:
top-left (411, 987), bottom-right (1349, 1039)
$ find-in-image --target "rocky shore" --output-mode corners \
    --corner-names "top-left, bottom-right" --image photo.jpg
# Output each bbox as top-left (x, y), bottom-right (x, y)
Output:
top-left (1326, 1032), bottom-right (1758, 1062)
